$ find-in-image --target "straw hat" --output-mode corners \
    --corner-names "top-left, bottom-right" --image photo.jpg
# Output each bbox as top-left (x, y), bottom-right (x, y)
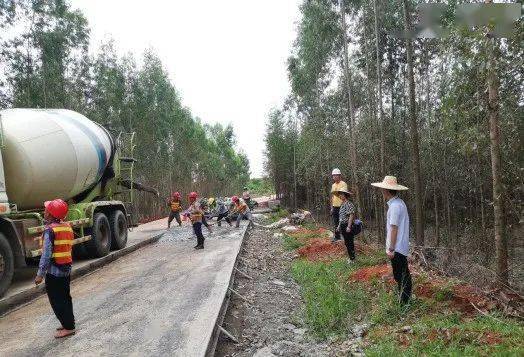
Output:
top-left (371, 176), bottom-right (409, 191)
top-left (333, 188), bottom-right (353, 196)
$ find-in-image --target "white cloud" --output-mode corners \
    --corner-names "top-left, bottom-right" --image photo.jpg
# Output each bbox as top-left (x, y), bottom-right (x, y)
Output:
top-left (70, 0), bottom-right (301, 178)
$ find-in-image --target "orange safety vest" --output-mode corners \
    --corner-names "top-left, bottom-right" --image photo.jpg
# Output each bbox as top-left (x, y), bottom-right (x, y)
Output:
top-left (49, 222), bottom-right (74, 266)
top-left (235, 202), bottom-right (248, 214)
top-left (170, 200), bottom-right (182, 212)
top-left (189, 204), bottom-right (203, 222)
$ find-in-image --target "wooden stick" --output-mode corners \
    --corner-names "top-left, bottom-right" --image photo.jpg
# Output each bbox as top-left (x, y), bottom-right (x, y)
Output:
top-left (234, 267), bottom-right (253, 280)
top-left (229, 288), bottom-right (252, 304)
top-left (217, 325), bottom-right (239, 344)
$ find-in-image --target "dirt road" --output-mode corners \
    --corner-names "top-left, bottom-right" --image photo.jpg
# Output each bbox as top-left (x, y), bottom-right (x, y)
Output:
top-left (0, 222), bottom-right (248, 357)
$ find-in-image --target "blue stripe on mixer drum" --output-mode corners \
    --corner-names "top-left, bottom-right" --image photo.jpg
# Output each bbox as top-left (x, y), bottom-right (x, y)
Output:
top-left (53, 115), bottom-right (108, 181)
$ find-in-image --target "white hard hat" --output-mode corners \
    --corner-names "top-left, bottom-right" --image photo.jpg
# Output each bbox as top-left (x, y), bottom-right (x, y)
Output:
top-left (332, 168), bottom-right (342, 175)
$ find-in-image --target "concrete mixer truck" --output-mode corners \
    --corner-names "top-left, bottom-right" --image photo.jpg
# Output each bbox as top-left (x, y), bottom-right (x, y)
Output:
top-left (0, 109), bottom-right (156, 297)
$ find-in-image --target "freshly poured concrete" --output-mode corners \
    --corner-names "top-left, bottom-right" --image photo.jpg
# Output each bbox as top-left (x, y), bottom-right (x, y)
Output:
top-left (0, 221), bottom-right (248, 357)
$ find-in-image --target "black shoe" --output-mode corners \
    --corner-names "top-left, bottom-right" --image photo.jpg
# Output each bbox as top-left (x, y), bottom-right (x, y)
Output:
top-left (195, 245), bottom-right (204, 250)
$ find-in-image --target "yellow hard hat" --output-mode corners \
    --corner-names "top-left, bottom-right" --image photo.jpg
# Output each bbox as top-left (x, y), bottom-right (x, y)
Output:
top-left (208, 197), bottom-right (215, 205)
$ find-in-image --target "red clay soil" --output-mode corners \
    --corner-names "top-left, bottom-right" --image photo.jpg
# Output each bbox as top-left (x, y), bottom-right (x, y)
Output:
top-left (427, 328), bottom-right (504, 346)
top-left (350, 263), bottom-right (393, 282)
top-left (415, 281), bottom-right (495, 316)
top-left (297, 238), bottom-right (347, 262)
top-left (449, 284), bottom-right (495, 315)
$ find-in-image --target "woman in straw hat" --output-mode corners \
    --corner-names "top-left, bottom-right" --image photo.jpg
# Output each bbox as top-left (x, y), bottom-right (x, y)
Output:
top-left (371, 176), bottom-right (412, 305)
top-left (334, 188), bottom-right (358, 263)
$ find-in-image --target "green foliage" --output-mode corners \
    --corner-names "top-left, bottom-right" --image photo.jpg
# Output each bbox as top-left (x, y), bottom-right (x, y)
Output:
top-left (282, 234), bottom-right (303, 251)
top-left (268, 208), bottom-right (289, 223)
top-left (291, 259), bottom-right (367, 339)
top-left (366, 314), bottom-right (524, 357)
top-left (0, 1), bottom-right (250, 218)
top-left (247, 177), bottom-right (274, 196)
top-left (286, 230), bottom-right (523, 354)
top-left (266, 0), bottom-right (523, 287)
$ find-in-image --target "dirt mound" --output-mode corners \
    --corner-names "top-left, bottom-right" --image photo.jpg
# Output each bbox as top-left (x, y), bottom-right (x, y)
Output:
top-left (415, 281), bottom-right (500, 316)
top-left (350, 264), bottom-right (393, 282)
top-left (297, 238), bottom-right (347, 262)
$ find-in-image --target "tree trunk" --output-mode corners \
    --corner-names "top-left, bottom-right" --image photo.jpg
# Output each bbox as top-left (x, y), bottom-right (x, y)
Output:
top-left (340, 0), bottom-right (363, 217)
top-left (402, 0), bottom-right (425, 246)
top-left (486, 35), bottom-right (508, 285)
top-left (434, 189), bottom-right (440, 246)
top-left (373, 0), bottom-right (386, 176)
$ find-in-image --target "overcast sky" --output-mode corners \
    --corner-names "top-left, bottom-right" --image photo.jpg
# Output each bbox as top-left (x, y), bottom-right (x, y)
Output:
top-left (70, 0), bottom-right (302, 178)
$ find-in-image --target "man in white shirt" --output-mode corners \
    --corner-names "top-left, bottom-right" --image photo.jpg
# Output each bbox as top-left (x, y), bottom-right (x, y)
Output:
top-left (372, 176), bottom-right (412, 304)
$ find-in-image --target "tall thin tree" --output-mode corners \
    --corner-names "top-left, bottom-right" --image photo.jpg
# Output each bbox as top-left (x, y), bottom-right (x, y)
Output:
top-left (340, 0), bottom-right (362, 216)
top-left (402, 0), bottom-right (424, 246)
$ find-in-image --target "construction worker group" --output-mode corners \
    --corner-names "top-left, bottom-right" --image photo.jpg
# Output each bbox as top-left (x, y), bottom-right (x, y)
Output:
top-left (167, 189), bottom-right (253, 249)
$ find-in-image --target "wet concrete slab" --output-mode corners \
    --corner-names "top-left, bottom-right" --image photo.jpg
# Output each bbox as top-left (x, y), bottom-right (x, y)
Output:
top-left (0, 220), bottom-right (249, 357)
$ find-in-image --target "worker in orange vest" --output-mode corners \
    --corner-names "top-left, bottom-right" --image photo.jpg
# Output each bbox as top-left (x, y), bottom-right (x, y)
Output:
top-left (34, 199), bottom-right (76, 339)
top-left (186, 192), bottom-right (206, 249)
top-left (231, 196), bottom-right (252, 228)
top-left (167, 191), bottom-right (183, 228)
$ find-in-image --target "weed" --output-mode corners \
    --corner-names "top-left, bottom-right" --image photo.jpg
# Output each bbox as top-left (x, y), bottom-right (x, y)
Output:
top-left (282, 234), bottom-right (303, 251)
top-left (291, 259), bottom-right (366, 339)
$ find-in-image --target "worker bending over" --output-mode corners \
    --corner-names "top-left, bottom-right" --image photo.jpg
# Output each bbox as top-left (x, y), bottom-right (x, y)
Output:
top-left (231, 196), bottom-right (252, 228)
top-left (34, 199), bottom-right (76, 338)
top-left (186, 192), bottom-right (206, 249)
top-left (167, 191), bottom-right (183, 229)
top-left (211, 197), bottom-right (232, 227)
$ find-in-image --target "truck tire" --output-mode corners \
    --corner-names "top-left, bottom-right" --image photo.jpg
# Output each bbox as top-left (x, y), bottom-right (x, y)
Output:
top-left (85, 213), bottom-right (111, 258)
top-left (72, 241), bottom-right (89, 260)
top-left (0, 233), bottom-right (15, 297)
top-left (110, 210), bottom-right (128, 250)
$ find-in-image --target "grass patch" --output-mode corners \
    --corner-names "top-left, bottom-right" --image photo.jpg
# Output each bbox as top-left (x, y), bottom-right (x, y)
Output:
top-left (366, 314), bottom-right (524, 356)
top-left (291, 259), bottom-right (367, 339)
top-left (282, 224), bottom-right (524, 355)
top-left (268, 208), bottom-right (289, 223)
top-left (282, 234), bottom-right (303, 251)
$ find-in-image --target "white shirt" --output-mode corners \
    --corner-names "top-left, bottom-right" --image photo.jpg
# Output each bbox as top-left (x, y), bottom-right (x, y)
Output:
top-left (386, 196), bottom-right (410, 256)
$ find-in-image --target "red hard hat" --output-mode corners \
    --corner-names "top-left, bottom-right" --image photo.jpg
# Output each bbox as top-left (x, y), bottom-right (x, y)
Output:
top-left (188, 192), bottom-right (198, 200)
top-left (232, 195), bottom-right (239, 202)
top-left (172, 191), bottom-right (181, 198)
top-left (44, 199), bottom-right (69, 220)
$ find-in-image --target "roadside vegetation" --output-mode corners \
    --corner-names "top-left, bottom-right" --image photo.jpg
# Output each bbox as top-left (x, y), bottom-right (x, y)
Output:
top-left (0, 1), bottom-right (250, 221)
top-left (247, 177), bottom-right (275, 197)
top-left (281, 225), bottom-right (524, 356)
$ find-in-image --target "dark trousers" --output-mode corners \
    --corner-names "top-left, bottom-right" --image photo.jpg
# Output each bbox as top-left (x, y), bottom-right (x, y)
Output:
top-left (193, 222), bottom-right (205, 246)
top-left (168, 211), bottom-right (181, 227)
top-left (332, 207), bottom-right (340, 240)
top-left (45, 274), bottom-right (75, 330)
top-left (390, 252), bottom-right (412, 304)
top-left (217, 212), bottom-right (231, 226)
top-left (340, 223), bottom-right (356, 260)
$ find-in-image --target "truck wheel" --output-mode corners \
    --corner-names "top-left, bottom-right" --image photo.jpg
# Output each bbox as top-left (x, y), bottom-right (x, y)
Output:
top-left (86, 213), bottom-right (111, 258)
top-left (0, 233), bottom-right (14, 297)
top-left (110, 210), bottom-right (128, 250)
top-left (73, 242), bottom-right (89, 260)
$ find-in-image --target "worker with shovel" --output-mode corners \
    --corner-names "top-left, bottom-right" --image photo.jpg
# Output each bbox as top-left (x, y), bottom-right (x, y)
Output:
top-left (231, 196), bottom-right (252, 228)
top-left (186, 192), bottom-right (206, 249)
top-left (371, 176), bottom-right (412, 305)
top-left (34, 199), bottom-right (76, 338)
top-left (167, 191), bottom-right (183, 229)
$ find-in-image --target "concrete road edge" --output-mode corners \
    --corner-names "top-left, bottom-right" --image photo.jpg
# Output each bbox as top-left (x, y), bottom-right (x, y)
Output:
top-left (205, 222), bottom-right (251, 357)
top-left (0, 231), bottom-right (165, 316)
